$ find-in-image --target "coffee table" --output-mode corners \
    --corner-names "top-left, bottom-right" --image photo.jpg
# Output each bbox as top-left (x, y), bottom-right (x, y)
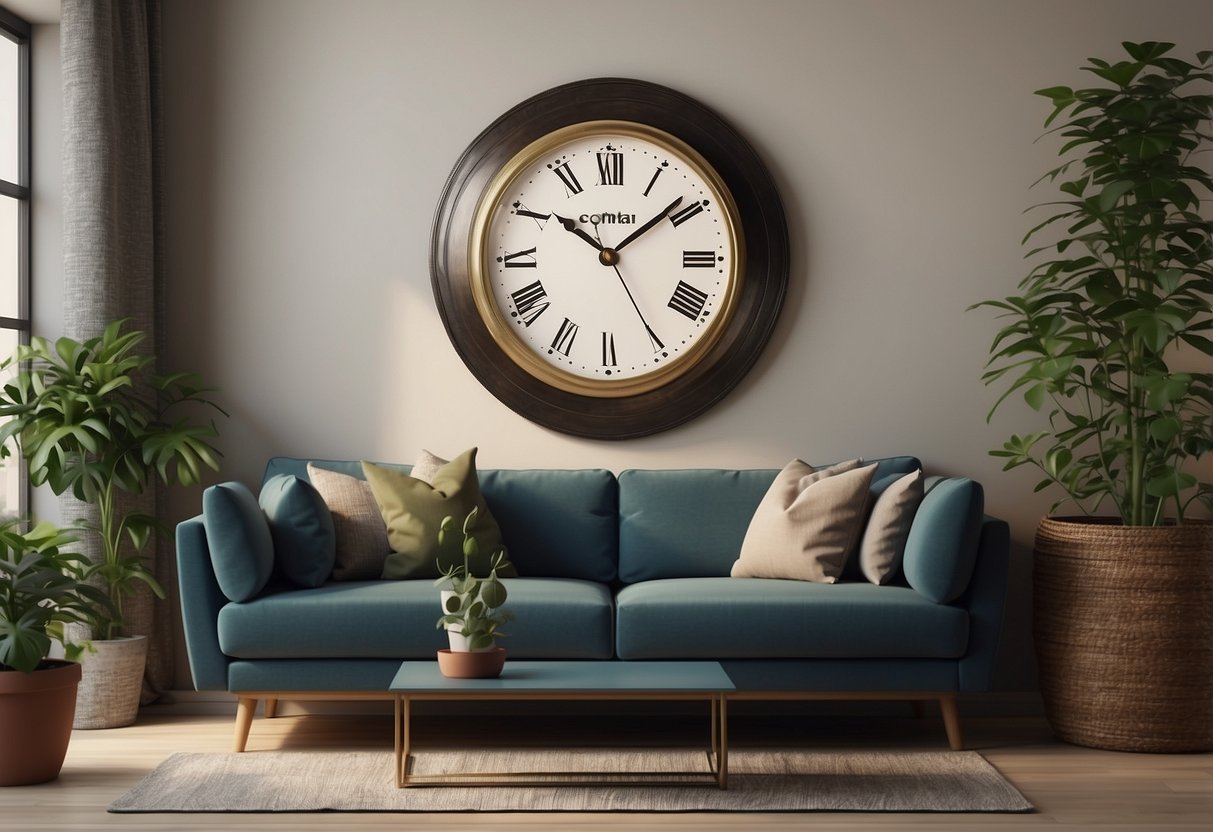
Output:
top-left (390, 660), bottom-right (734, 789)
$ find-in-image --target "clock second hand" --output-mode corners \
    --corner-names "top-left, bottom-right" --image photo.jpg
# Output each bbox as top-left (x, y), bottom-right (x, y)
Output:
top-left (592, 223), bottom-right (665, 353)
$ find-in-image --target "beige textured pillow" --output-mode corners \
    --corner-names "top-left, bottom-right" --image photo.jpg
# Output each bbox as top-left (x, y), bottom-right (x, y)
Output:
top-left (306, 463), bottom-right (390, 581)
top-left (859, 469), bottom-right (925, 585)
top-left (731, 459), bottom-right (876, 583)
top-left (410, 449), bottom-right (449, 485)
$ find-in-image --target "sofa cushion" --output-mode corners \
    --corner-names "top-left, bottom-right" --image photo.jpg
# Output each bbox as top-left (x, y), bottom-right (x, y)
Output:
top-left (478, 468), bottom-right (619, 582)
top-left (217, 577), bottom-right (614, 660)
top-left (902, 477), bottom-right (985, 603)
top-left (615, 577), bottom-right (969, 660)
top-left (258, 474), bottom-right (336, 588)
top-left (363, 449), bottom-right (513, 580)
top-left (859, 469), bottom-right (925, 585)
top-left (618, 457), bottom-right (921, 584)
top-left (202, 482), bottom-right (275, 602)
top-left (266, 458), bottom-right (620, 583)
top-left (306, 463), bottom-right (390, 580)
top-left (731, 460), bottom-right (876, 583)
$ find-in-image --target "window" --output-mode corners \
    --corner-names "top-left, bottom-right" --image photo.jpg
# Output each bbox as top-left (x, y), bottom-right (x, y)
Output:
top-left (0, 7), bottom-right (28, 520)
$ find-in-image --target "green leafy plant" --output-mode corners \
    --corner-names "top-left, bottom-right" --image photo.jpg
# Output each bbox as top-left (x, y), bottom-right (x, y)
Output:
top-left (0, 319), bottom-right (226, 638)
top-left (433, 507), bottom-right (512, 651)
top-left (973, 41), bottom-right (1213, 525)
top-left (0, 519), bottom-right (114, 673)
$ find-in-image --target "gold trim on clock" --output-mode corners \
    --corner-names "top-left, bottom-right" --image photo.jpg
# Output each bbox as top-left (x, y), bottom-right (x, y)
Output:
top-left (467, 120), bottom-right (745, 398)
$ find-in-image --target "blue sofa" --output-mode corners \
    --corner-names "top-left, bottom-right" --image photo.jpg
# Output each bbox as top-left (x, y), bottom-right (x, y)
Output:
top-left (177, 455), bottom-right (1009, 751)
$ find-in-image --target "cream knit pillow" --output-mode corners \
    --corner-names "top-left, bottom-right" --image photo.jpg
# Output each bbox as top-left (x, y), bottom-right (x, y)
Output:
top-left (731, 459), bottom-right (876, 583)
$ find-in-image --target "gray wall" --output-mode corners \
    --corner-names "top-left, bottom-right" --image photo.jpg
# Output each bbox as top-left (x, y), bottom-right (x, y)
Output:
top-left (37, 0), bottom-right (1213, 693)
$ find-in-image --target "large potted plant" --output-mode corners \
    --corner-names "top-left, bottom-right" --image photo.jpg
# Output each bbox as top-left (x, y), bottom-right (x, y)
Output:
top-left (0, 319), bottom-right (224, 728)
top-left (974, 42), bottom-right (1212, 752)
top-left (0, 520), bottom-right (113, 784)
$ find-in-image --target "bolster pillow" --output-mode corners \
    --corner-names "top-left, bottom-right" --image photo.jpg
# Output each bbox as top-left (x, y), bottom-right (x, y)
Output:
top-left (202, 481), bottom-right (275, 602)
top-left (900, 477), bottom-right (984, 603)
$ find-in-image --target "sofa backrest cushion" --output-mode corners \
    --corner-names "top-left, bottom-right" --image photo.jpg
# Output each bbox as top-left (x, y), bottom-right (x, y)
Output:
top-left (617, 457), bottom-right (921, 583)
top-left (203, 481), bottom-right (275, 602)
top-left (901, 476), bottom-right (985, 603)
top-left (263, 459), bottom-right (619, 583)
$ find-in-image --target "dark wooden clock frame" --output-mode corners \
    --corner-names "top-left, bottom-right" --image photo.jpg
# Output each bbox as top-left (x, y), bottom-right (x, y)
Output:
top-left (430, 78), bottom-right (789, 439)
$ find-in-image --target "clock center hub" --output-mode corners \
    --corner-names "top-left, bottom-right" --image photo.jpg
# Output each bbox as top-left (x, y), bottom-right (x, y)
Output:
top-left (599, 248), bottom-right (620, 267)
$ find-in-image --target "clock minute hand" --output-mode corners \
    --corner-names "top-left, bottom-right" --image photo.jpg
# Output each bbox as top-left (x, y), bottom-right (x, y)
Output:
top-left (553, 213), bottom-right (603, 251)
top-left (613, 197), bottom-right (683, 252)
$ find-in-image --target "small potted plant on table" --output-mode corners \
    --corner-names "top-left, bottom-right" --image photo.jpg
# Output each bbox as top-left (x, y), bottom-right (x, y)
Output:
top-left (434, 507), bottom-right (512, 678)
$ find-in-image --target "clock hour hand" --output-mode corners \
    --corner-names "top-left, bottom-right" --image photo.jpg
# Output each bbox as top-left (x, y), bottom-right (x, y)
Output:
top-left (552, 213), bottom-right (603, 251)
top-left (612, 197), bottom-right (683, 252)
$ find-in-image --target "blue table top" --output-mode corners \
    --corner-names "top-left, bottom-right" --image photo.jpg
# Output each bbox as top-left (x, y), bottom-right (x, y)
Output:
top-left (390, 660), bottom-right (733, 694)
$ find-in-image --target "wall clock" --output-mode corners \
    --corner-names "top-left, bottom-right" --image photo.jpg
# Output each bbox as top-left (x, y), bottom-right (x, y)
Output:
top-left (431, 78), bottom-right (788, 439)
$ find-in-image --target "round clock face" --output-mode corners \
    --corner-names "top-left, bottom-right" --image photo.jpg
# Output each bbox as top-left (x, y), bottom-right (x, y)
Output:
top-left (470, 121), bottom-right (743, 397)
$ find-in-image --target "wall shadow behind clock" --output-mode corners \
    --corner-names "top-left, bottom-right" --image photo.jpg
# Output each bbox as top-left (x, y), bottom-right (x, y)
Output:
top-left (430, 78), bottom-right (789, 439)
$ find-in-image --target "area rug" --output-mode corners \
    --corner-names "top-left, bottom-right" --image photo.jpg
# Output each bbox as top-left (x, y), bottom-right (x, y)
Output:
top-left (109, 748), bottom-right (1032, 813)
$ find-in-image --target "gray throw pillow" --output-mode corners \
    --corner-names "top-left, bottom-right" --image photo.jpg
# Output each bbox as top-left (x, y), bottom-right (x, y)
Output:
top-left (858, 469), bottom-right (925, 585)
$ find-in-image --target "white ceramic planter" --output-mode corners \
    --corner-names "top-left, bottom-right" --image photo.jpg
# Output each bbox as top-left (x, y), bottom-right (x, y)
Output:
top-left (439, 590), bottom-right (495, 653)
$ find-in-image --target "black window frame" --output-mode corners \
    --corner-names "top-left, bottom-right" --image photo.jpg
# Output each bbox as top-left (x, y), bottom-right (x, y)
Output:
top-left (0, 5), bottom-right (30, 519)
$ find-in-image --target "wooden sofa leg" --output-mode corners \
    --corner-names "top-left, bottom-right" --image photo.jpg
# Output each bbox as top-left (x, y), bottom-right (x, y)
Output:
top-left (264, 697), bottom-right (279, 719)
top-left (939, 694), bottom-right (964, 750)
top-left (234, 697), bottom-right (257, 752)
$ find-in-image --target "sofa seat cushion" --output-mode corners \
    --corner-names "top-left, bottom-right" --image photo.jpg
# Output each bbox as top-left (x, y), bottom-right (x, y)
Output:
top-left (217, 577), bottom-right (613, 660)
top-left (614, 578), bottom-right (968, 660)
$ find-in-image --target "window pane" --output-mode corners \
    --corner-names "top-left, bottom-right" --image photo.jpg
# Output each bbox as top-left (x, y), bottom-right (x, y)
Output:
top-left (0, 326), bottom-right (20, 519)
top-left (0, 195), bottom-right (15, 318)
top-left (0, 35), bottom-right (16, 185)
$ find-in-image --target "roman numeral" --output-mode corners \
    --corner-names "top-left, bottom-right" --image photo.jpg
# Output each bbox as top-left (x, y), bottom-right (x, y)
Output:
top-left (668, 200), bottom-right (705, 227)
top-left (550, 317), bottom-right (579, 356)
top-left (552, 162), bottom-right (583, 196)
top-left (502, 247), bottom-right (537, 268)
top-left (682, 250), bottom-right (716, 268)
top-left (509, 280), bottom-right (550, 327)
top-left (601, 332), bottom-right (617, 367)
top-left (668, 280), bottom-right (709, 320)
top-left (596, 152), bottom-right (623, 186)
top-left (513, 204), bottom-right (550, 225)
top-left (643, 166), bottom-right (663, 197)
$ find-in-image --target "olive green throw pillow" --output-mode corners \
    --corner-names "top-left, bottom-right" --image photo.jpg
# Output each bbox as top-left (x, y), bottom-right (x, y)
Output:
top-left (362, 448), bottom-right (516, 580)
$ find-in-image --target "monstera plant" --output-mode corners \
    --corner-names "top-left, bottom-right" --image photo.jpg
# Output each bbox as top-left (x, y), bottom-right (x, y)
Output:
top-left (973, 42), bottom-right (1212, 752)
top-left (0, 319), bottom-right (225, 727)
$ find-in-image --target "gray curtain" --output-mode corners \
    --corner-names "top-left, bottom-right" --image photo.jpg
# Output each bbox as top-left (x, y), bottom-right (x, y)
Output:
top-left (61, 0), bottom-right (168, 701)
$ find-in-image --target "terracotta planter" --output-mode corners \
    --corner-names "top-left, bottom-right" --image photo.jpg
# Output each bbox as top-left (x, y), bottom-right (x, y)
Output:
top-left (1034, 517), bottom-right (1213, 752)
top-left (437, 647), bottom-right (506, 679)
top-left (0, 660), bottom-right (82, 785)
top-left (73, 635), bottom-right (148, 729)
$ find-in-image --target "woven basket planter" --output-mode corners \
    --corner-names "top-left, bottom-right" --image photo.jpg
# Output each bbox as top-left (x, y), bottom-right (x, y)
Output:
top-left (73, 635), bottom-right (148, 730)
top-left (1034, 517), bottom-right (1213, 752)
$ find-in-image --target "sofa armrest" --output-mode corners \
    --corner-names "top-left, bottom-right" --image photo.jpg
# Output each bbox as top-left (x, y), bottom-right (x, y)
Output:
top-left (956, 515), bottom-right (1010, 692)
top-left (176, 514), bottom-right (230, 690)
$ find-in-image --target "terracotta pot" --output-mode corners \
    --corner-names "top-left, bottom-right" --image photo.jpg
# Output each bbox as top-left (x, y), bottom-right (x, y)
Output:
top-left (1034, 517), bottom-right (1213, 752)
top-left (0, 660), bottom-right (82, 786)
top-left (437, 647), bottom-right (506, 679)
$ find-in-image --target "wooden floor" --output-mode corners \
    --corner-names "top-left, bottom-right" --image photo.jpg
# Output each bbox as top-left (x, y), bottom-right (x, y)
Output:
top-left (1, 707), bottom-right (1210, 831)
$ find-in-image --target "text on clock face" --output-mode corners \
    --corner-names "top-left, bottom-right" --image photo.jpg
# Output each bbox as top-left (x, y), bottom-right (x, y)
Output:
top-left (578, 212), bottom-right (636, 225)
